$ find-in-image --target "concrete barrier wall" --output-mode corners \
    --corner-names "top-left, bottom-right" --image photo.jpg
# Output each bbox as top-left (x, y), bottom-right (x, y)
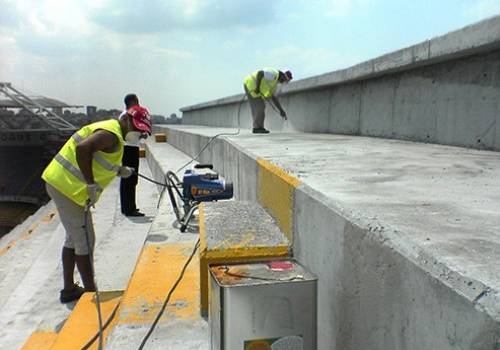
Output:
top-left (181, 16), bottom-right (500, 151)
top-left (156, 126), bottom-right (499, 350)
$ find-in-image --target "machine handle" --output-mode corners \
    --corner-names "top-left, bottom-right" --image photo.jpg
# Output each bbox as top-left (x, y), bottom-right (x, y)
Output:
top-left (194, 164), bottom-right (213, 169)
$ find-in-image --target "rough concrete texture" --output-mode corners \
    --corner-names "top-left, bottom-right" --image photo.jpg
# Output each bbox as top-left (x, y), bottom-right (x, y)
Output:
top-left (156, 125), bottom-right (500, 350)
top-left (108, 319), bottom-right (208, 350)
top-left (203, 201), bottom-right (289, 252)
top-left (0, 159), bottom-right (159, 350)
top-left (181, 16), bottom-right (500, 151)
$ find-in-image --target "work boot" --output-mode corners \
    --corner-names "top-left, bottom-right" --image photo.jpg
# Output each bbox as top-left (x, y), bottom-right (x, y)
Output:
top-left (252, 128), bottom-right (270, 134)
top-left (125, 209), bottom-right (145, 217)
top-left (59, 284), bottom-right (86, 303)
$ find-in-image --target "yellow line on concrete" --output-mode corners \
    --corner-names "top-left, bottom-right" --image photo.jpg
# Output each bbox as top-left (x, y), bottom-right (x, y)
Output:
top-left (199, 204), bottom-right (207, 253)
top-left (116, 242), bottom-right (200, 324)
top-left (205, 245), bottom-right (289, 259)
top-left (0, 210), bottom-right (57, 257)
top-left (20, 331), bottom-right (57, 350)
top-left (51, 290), bottom-right (123, 350)
top-left (200, 249), bottom-right (289, 316)
top-left (257, 158), bottom-right (300, 241)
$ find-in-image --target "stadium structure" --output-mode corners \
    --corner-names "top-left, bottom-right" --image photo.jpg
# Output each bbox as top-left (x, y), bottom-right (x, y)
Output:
top-left (0, 82), bottom-right (80, 236)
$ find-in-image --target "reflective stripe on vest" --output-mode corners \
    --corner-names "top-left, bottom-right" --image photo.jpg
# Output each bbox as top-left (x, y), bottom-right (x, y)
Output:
top-left (53, 154), bottom-right (103, 193)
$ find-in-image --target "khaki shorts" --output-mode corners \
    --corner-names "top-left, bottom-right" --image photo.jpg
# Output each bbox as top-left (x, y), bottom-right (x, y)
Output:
top-left (45, 183), bottom-right (95, 255)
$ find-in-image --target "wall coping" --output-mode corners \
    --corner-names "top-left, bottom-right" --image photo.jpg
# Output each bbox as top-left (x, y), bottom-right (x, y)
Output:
top-left (181, 15), bottom-right (500, 112)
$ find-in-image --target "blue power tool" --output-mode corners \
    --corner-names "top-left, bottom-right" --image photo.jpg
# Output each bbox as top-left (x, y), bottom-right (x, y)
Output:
top-left (166, 164), bottom-right (233, 232)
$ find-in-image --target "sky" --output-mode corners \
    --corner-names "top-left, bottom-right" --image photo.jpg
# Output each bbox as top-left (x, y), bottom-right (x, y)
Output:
top-left (1, 0), bottom-right (500, 116)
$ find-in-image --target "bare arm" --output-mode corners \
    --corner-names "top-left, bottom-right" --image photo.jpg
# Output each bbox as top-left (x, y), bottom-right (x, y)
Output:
top-left (255, 70), bottom-right (264, 95)
top-left (271, 95), bottom-right (284, 113)
top-left (76, 130), bottom-right (119, 184)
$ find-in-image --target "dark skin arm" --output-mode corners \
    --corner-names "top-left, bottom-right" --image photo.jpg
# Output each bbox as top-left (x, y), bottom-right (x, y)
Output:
top-left (271, 95), bottom-right (286, 118)
top-left (76, 130), bottom-right (119, 184)
top-left (255, 70), bottom-right (264, 95)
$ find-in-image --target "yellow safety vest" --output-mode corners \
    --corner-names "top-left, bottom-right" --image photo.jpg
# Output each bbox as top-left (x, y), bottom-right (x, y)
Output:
top-left (243, 68), bottom-right (279, 99)
top-left (42, 119), bottom-right (124, 206)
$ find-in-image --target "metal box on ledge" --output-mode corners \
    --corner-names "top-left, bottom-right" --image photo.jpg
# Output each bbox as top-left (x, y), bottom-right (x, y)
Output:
top-left (209, 259), bottom-right (317, 350)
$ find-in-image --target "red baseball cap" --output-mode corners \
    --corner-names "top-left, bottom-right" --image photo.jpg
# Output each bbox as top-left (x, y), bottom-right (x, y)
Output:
top-left (127, 105), bottom-right (151, 135)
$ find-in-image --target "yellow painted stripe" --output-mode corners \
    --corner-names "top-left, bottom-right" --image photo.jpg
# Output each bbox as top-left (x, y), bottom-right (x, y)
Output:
top-left (204, 245), bottom-right (289, 259)
top-left (199, 245), bottom-right (289, 315)
top-left (155, 133), bottom-right (167, 142)
top-left (199, 203), bottom-right (207, 254)
top-left (51, 290), bottom-right (123, 350)
top-left (117, 243), bottom-right (200, 324)
top-left (257, 158), bottom-right (300, 241)
top-left (21, 331), bottom-right (57, 350)
top-left (0, 210), bottom-right (57, 257)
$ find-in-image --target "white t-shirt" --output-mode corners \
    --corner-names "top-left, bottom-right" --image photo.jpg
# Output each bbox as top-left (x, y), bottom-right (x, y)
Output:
top-left (262, 68), bottom-right (279, 82)
top-left (118, 110), bottom-right (140, 147)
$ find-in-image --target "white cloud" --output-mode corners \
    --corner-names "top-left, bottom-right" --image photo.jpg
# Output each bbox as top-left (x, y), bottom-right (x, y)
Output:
top-left (465, 0), bottom-right (500, 20)
top-left (153, 47), bottom-right (195, 60)
top-left (255, 45), bottom-right (352, 78)
top-left (296, 0), bottom-right (374, 17)
top-left (89, 0), bottom-right (278, 33)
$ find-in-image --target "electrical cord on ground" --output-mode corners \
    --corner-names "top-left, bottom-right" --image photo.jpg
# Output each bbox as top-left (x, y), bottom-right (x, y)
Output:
top-left (83, 204), bottom-right (104, 350)
top-left (137, 238), bottom-right (201, 350)
top-left (80, 300), bottom-right (121, 350)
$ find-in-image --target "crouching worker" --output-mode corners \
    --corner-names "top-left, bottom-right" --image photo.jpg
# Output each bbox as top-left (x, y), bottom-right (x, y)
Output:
top-left (41, 105), bottom-right (152, 303)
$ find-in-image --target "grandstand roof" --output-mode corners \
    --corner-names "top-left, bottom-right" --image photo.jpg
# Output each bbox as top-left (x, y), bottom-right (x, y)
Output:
top-left (0, 97), bottom-right (82, 108)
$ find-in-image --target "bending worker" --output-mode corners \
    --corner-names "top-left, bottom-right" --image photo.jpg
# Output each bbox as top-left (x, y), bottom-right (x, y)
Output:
top-left (41, 105), bottom-right (152, 303)
top-left (243, 68), bottom-right (293, 134)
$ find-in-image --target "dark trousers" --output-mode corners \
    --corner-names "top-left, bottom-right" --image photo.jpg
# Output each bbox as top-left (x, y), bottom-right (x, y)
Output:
top-left (120, 145), bottom-right (139, 214)
top-left (244, 85), bottom-right (266, 129)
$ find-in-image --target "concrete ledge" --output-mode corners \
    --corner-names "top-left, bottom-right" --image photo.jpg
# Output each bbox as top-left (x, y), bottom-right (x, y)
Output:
top-left (158, 125), bottom-right (500, 350)
top-left (199, 201), bottom-right (290, 315)
top-left (257, 158), bottom-right (300, 240)
top-left (180, 16), bottom-right (500, 151)
top-left (182, 16), bottom-right (500, 112)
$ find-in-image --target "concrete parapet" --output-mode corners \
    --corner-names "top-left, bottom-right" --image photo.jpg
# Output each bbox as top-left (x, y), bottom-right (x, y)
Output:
top-left (157, 125), bottom-right (500, 350)
top-left (180, 16), bottom-right (500, 151)
top-left (199, 201), bottom-right (290, 316)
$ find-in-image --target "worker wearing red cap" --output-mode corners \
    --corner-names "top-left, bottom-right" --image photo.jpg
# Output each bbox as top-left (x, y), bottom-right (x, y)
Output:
top-left (243, 68), bottom-right (293, 134)
top-left (42, 104), bottom-right (151, 303)
top-left (118, 94), bottom-right (146, 217)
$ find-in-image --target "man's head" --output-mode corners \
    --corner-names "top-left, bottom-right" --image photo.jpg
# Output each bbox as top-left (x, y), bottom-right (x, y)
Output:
top-left (124, 93), bottom-right (139, 109)
top-left (278, 70), bottom-right (293, 84)
top-left (121, 105), bottom-right (151, 142)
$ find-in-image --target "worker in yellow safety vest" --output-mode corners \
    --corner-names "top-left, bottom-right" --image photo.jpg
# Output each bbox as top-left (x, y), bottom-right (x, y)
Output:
top-left (41, 105), bottom-right (151, 303)
top-left (243, 68), bottom-right (293, 134)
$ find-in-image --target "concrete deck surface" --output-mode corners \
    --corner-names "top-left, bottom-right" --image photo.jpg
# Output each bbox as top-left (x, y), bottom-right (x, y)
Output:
top-left (164, 125), bottom-right (500, 318)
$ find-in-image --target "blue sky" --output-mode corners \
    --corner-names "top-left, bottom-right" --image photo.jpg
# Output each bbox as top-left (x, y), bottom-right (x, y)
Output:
top-left (1, 0), bottom-right (499, 116)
